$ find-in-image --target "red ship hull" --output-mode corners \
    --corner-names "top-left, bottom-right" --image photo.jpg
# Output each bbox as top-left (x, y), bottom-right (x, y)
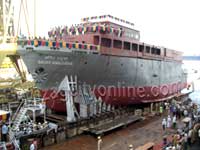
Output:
top-left (42, 82), bottom-right (187, 113)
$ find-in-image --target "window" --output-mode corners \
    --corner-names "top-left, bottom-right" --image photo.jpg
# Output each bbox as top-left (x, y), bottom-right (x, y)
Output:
top-left (151, 47), bottom-right (160, 55)
top-left (113, 40), bottom-right (122, 49)
top-left (139, 45), bottom-right (144, 52)
top-left (145, 46), bottom-right (150, 53)
top-left (101, 38), bottom-right (111, 48)
top-left (132, 43), bottom-right (138, 51)
top-left (94, 36), bottom-right (99, 45)
top-left (155, 48), bottom-right (161, 55)
top-left (124, 41), bottom-right (130, 50)
top-left (151, 47), bottom-right (155, 54)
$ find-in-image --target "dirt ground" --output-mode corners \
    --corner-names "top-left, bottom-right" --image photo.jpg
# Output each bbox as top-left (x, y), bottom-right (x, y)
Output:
top-left (42, 115), bottom-right (171, 150)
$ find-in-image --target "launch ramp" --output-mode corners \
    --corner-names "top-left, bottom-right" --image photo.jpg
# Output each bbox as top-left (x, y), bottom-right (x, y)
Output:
top-left (89, 115), bottom-right (142, 135)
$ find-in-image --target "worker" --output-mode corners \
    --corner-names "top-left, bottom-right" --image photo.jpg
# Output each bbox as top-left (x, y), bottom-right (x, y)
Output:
top-left (1, 122), bottom-right (8, 142)
top-left (97, 136), bottom-right (102, 150)
top-left (198, 128), bottom-right (200, 144)
top-left (30, 140), bottom-right (35, 150)
top-left (33, 139), bottom-right (38, 150)
top-left (162, 118), bottom-right (167, 131)
top-left (188, 129), bottom-right (193, 146)
top-left (160, 105), bottom-right (163, 115)
top-left (129, 144), bottom-right (133, 150)
top-left (167, 115), bottom-right (172, 128)
top-left (172, 115), bottom-right (177, 129)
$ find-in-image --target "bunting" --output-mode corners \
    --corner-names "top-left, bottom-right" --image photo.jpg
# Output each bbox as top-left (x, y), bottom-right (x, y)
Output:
top-left (17, 39), bottom-right (100, 52)
top-left (81, 15), bottom-right (134, 26)
top-left (48, 24), bottom-right (123, 38)
top-left (0, 110), bottom-right (10, 122)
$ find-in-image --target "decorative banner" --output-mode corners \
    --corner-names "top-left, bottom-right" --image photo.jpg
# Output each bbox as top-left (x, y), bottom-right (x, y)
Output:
top-left (87, 44), bottom-right (90, 50)
top-left (75, 43), bottom-right (79, 49)
top-left (45, 41), bottom-right (48, 46)
top-left (48, 41), bottom-right (52, 47)
top-left (42, 40), bottom-right (45, 46)
top-left (48, 23), bottom-right (123, 39)
top-left (27, 40), bottom-right (31, 45)
top-left (38, 40), bottom-right (41, 46)
top-left (62, 41), bottom-right (66, 48)
top-left (56, 41), bottom-right (59, 48)
top-left (0, 110), bottom-right (10, 122)
top-left (17, 39), bottom-right (100, 52)
top-left (34, 40), bottom-right (38, 46)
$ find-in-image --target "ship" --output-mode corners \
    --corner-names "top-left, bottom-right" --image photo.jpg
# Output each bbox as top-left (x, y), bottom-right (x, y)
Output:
top-left (183, 55), bottom-right (200, 61)
top-left (16, 15), bottom-right (187, 112)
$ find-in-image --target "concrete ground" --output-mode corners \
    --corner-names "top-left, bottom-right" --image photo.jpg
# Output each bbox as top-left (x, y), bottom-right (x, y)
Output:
top-left (42, 114), bottom-right (176, 150)
top-left (190, 141), bottom-right (200, 150)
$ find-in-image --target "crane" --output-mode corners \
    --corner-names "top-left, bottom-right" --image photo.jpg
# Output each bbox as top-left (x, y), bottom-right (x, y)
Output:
top-left (0, 0), bottom-right (34, 95)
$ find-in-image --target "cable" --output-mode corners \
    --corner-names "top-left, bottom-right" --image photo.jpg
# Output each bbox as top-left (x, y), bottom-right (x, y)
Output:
top-left (17, 0), bottom-right (23, 36)
top-left (22, 0), bottom-right (30, 37)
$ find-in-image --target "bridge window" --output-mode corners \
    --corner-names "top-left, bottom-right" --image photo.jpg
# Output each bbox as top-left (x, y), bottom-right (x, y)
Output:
top-left (124, 41), bottom-right (130, 50)
top-left (101, 38), bottom-right (111, 48)
top-left (113, 40), bottom-right (122, 49)
top-left (151, 47), bottom-right (160, 55)
top-left (132, 43), bottom-right (138, 51)
top-left (145, 46), bottom-right (150, 53)
top-left (151, 47), bottom-right (156, 54)
top-left (139, 45), bottom-right (144, 52)
top-left (155, 48), bottom-right (161, 55)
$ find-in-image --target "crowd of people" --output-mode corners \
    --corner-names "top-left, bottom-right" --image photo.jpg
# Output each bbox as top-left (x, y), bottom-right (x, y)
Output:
top-left (0, 120), bottom-right (48, 149)
top-left (160, 99), bottom-right (200, 150)
top-left (48, 23), bottom-right (123, 40)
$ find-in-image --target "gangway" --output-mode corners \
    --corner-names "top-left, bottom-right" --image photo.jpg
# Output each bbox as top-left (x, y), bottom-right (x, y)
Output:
top-left (9, 98), bottom-right (46, 149)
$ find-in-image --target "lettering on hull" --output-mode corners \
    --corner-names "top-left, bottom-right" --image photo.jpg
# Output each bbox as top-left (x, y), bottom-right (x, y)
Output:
top-left (38, 56), bottom-right (72, 65)
top-left (41, 82), bottom-right (187, 106)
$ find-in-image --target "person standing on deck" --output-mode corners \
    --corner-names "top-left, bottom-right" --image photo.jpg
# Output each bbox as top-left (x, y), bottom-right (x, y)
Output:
top-left (162, 118), bottom-right (167, 131)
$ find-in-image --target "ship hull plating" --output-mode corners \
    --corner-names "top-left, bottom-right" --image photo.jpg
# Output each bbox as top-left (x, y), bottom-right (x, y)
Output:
top-left (18, 48), bottom-right (187, 112)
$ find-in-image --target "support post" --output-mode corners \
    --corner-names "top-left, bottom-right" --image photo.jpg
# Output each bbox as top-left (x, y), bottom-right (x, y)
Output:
top-left (59, 76), bottom-right (76, 122)
top-left (150, 103), bottom-right (154, 113)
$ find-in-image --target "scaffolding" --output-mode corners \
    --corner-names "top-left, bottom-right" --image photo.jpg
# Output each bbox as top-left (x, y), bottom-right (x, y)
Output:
top-left (9, 98), bottom-right (47, 149)
top-left (0, 0), bottom-right (14, 43)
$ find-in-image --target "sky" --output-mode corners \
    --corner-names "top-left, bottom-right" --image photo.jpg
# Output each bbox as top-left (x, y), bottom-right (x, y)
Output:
top-left (13, 0), bottom-right (200, 55)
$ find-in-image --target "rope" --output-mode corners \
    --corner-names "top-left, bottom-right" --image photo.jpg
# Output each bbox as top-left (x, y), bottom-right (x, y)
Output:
top-left (16, 0), bottom-right (23, 36)
top-left (24, 0), bottom-right (30, 36)
top-left (24, 0), bottom-right (29, 20)
top-left (22, 0), bottom-right (30, 37)
top-left (16, 0), bottom-right (30, 37)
